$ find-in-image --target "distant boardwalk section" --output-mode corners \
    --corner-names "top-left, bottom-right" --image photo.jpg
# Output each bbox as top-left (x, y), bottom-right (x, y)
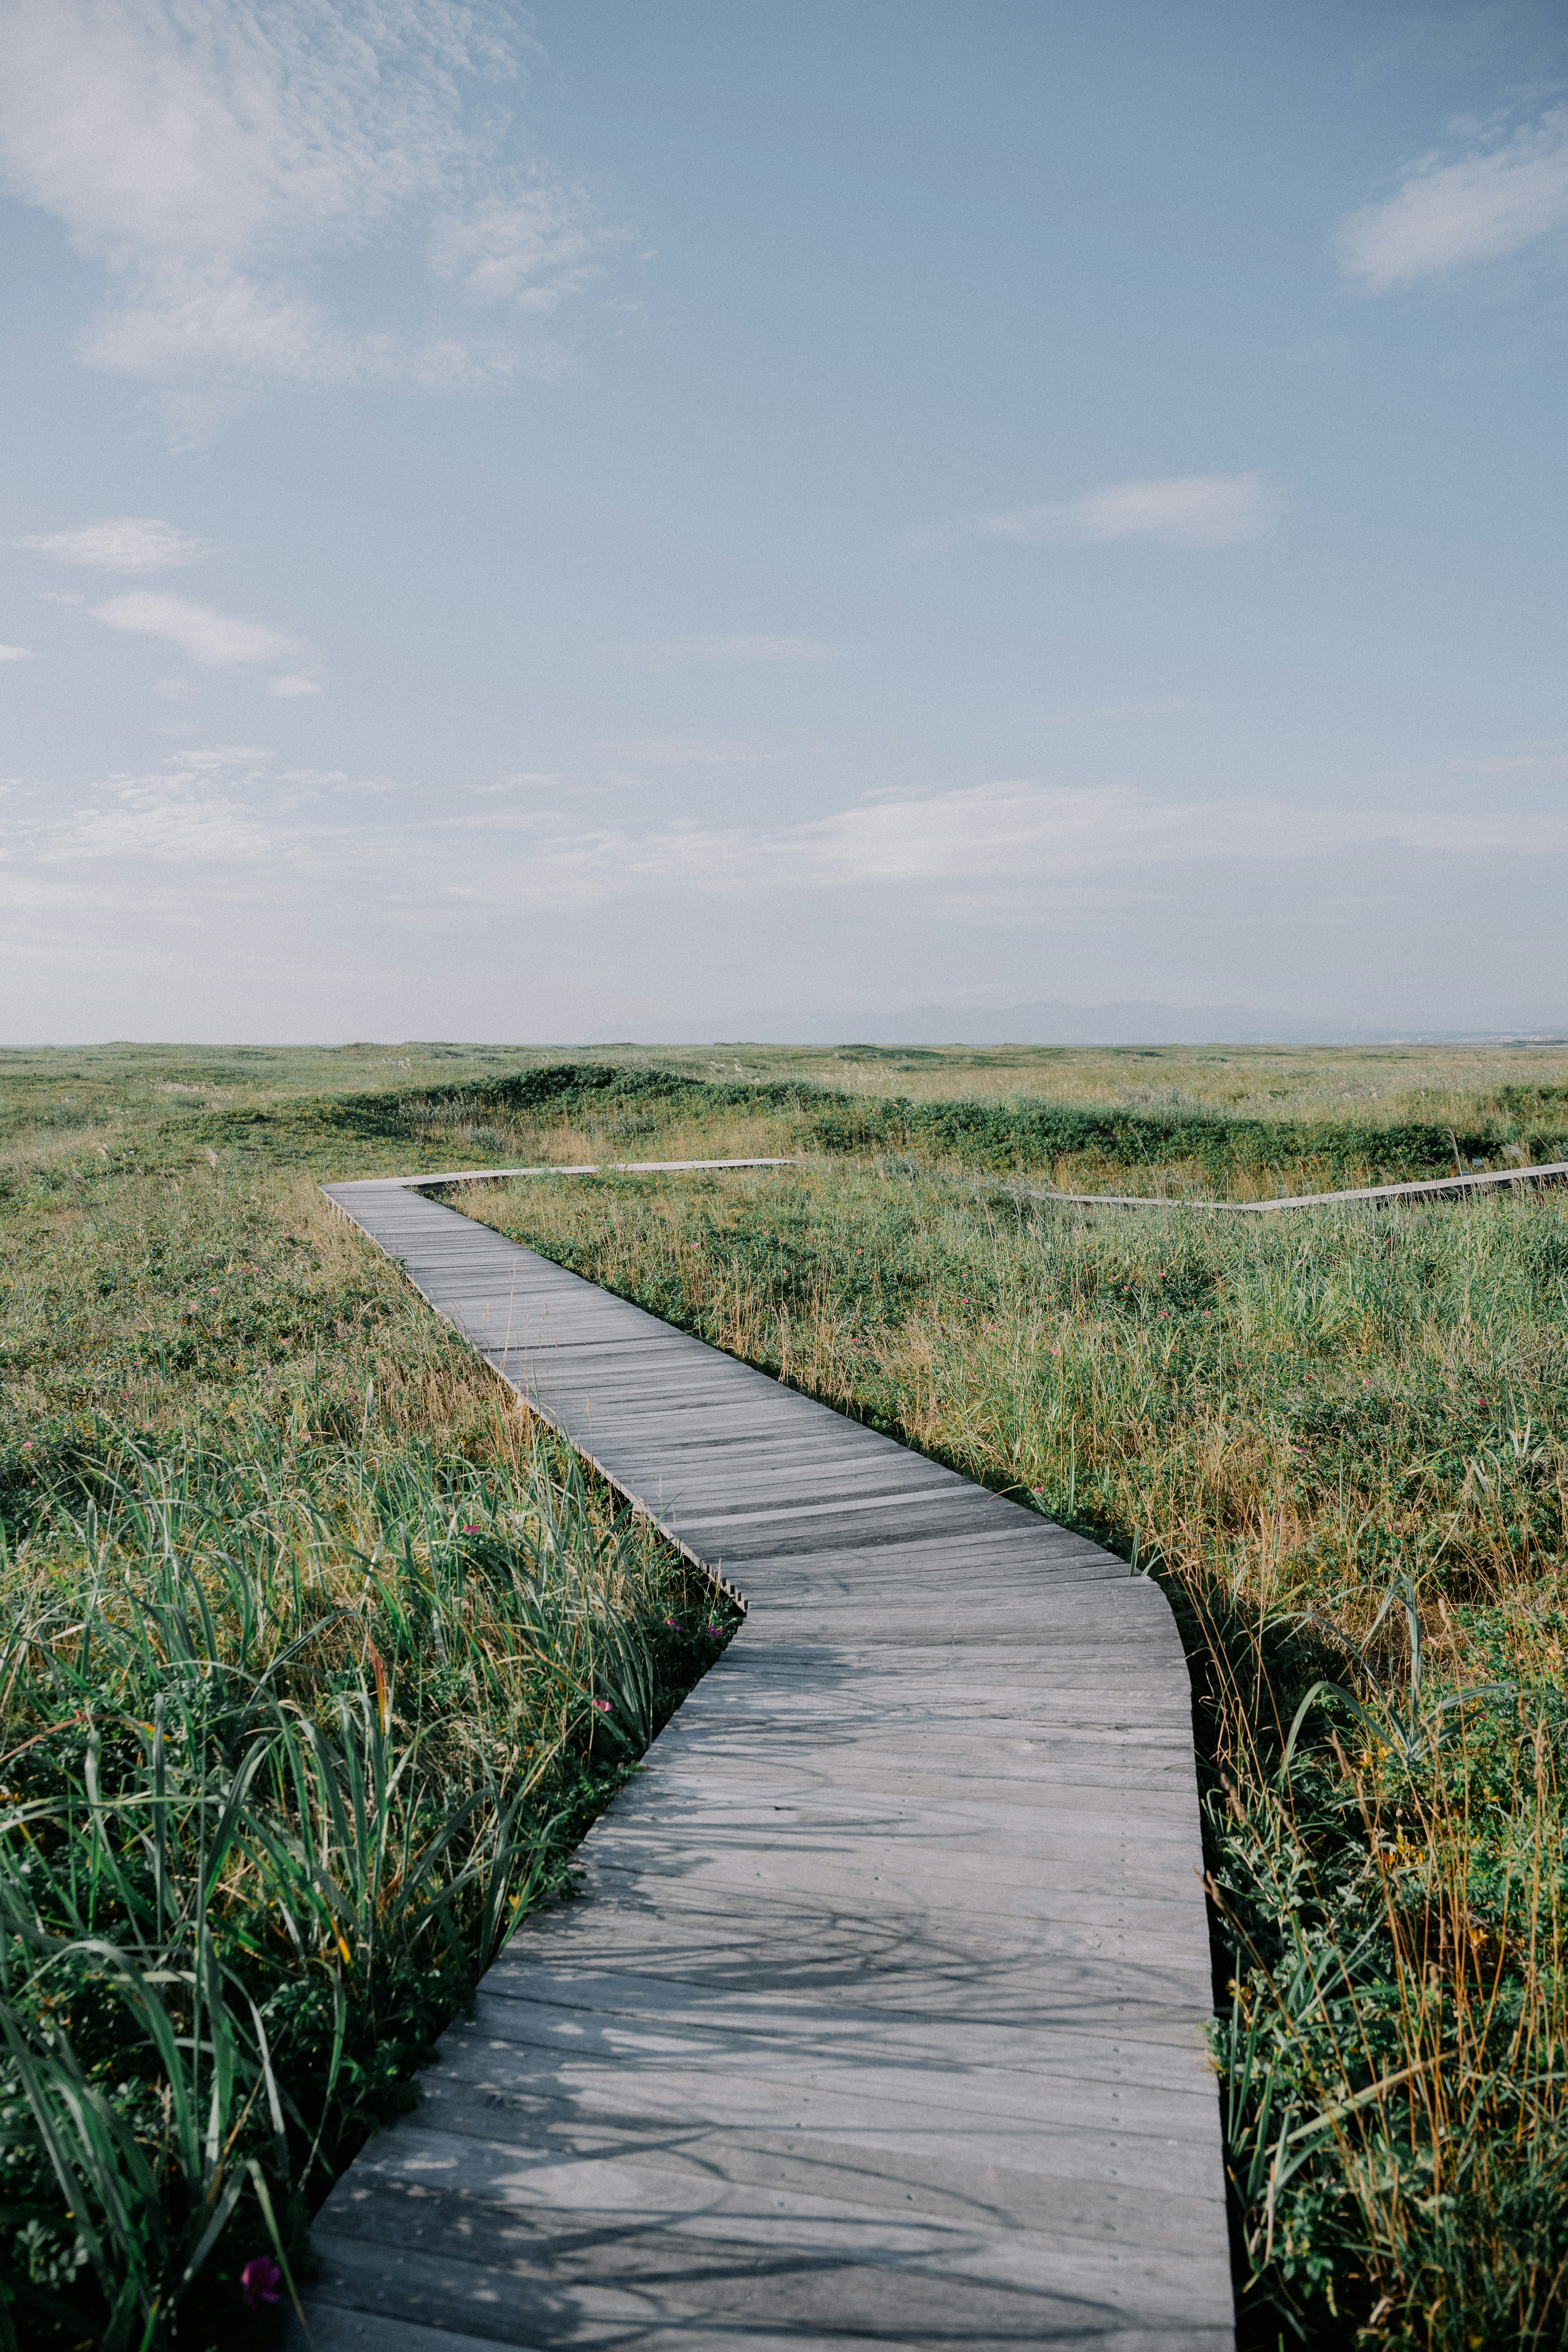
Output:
top-left (301, 1176), bottom-right (1234, 2349)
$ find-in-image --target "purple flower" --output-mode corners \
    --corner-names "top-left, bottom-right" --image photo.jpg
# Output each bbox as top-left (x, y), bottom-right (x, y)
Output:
top-left (241, 2256), bottom-right (282, 2311)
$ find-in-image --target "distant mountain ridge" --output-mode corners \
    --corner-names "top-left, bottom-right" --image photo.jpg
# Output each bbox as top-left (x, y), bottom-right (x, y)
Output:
top-left (800, 1000), bottom-right (1333, 1046)
top-left (621, 1001), bottom-right (1567, 1049)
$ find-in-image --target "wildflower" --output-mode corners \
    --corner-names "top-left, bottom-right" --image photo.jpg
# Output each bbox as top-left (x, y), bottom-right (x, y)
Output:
top-left (241, 2256), bottom-right (282, 2311)
top-left (592, 1699), bottom-right (611, 1713)
top-left (706, 1622), bottom-right (723, 1637)
top-left (22, 1441), bottom-right (33, 1451)
top-left (664, 1617), bottom-right (681, 1629)
top-left (462, 1523), bottom-right (482, 1532)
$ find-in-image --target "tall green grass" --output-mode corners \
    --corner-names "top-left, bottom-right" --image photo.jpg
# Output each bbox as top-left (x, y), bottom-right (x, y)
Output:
top-left (0, 1422), bottom-right (733, 2349)
top-left (0, 1100), bottom-right (736, 2348)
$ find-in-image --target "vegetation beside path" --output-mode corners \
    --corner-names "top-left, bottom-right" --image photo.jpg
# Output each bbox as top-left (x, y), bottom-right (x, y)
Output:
top-left (455, 1073), bottom-right (1568, 2352)
top-left (8, 1037), bottom-right (1568, 2348)
top-left (0, 1072), bottom-right (736, 2350)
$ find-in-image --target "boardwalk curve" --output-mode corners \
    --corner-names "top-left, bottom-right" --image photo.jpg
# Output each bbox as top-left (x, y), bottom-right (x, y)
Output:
top-left (300, 1174), bottom-right (1235, 2349)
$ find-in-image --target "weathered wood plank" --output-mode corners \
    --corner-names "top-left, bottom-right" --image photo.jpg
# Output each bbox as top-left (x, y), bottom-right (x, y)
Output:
top-left (298, 1178), bottom-right (1234, 2348)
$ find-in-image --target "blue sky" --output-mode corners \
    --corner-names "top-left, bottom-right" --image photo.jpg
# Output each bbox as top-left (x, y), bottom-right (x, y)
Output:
top-left (2, 1), bottom-right (1567, 1042)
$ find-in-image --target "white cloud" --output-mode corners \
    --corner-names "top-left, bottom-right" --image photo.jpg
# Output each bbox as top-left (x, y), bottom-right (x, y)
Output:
top-left (16, 746), bottom-right (282, 865)
top-left (0, 1), bottom-right (624, 405)
top-left (612, 636), bottom-right (842, 670)
top-left (1339, 105), bottom-right (1568, 290)
top-left (16, 517), bottom-right (213, 571)
top-left (0, 645), bottom-right (39, 662)
top-left (267, 673), bottom-right (324, 698)
top-left (416, 777), bottom-right (1568, 918)
top-left (92, 592), bottom-right (305, 668)
top-left (939, 473), bottom-right (1272, 551)
top-left (12, 763), bottom-right (1562, 925)
top-left (430, 180), bottom-right (624, 309)
top-left (801, 781), bottom-right (1568, 884)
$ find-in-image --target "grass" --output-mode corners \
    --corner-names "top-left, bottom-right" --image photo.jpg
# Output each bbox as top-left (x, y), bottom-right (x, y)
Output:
top-left (7, 1042), bottom-right (1568, 2348)
top-left (0, 1076), bottom-right (737, 2349)
top-left (448, 1095), bottom-right (1568, 2349)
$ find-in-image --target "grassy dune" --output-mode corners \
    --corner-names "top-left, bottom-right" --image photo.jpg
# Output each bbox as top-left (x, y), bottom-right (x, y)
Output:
top-left (6, 1042), bottom-right (1568, 2348)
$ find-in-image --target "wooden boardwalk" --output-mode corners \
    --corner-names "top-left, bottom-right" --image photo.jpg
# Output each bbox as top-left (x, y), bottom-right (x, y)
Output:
top-left (301, 1176), bottom-right (1234, 2350)
top-left (1018, 1158), bottom-right (1568, 1215)
top-left (388, 1152), bottom-right (1568, 1219)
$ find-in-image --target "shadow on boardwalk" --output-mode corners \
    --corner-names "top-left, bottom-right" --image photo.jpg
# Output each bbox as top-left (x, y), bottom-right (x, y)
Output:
top-left (294, 1179), bottom-right (1235, 2350)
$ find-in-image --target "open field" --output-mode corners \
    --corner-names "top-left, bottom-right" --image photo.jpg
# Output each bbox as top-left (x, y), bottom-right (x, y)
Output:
top-left (6, 1042), bottom-right (1568, 2348)
top-left (9, 1033), bottom-right (1568, 1142)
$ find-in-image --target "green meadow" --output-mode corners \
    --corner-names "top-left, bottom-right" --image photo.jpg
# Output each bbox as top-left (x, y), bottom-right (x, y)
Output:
top-left (0, 1047), bottom-right (736, 2350)
top-left (6, 1038), bottom-right (1568, 2348)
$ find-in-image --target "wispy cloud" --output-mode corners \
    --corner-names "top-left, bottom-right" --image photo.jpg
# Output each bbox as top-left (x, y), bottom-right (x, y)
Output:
top-left (1339, 105), bottom-right (1568, 290)
top-left (611, 636), bottom-right (842, 671)
top-left (92, 592), bottom-right (305, 670)
top-left (0, 645), bottom-right (39, 663)
top-left (710, 780), bottom-right (1568, 897)
top-left (428, 777), bottom-right (1568, 916)
top-left (914, 474), bottom-right (1273, 552)
top-left (9, 764), bottom-right (1564, 935)
top-left (0, 1), bottom-right (627, 413)
top-left (429, 180), bottom-right (621, 310)
top-left (17, 746), bottom-right (283, 865)
top-left (16, 518), bottom-right (213, 571)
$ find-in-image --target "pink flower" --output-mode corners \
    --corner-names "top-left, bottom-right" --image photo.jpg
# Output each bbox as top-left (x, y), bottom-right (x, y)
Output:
top-left (241, 2256), bottom-right (282, 2311)
top-left (462, 1523), bottom-right (481, 1532)
top-left (592, 1699), bottom-right (611, 1713)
